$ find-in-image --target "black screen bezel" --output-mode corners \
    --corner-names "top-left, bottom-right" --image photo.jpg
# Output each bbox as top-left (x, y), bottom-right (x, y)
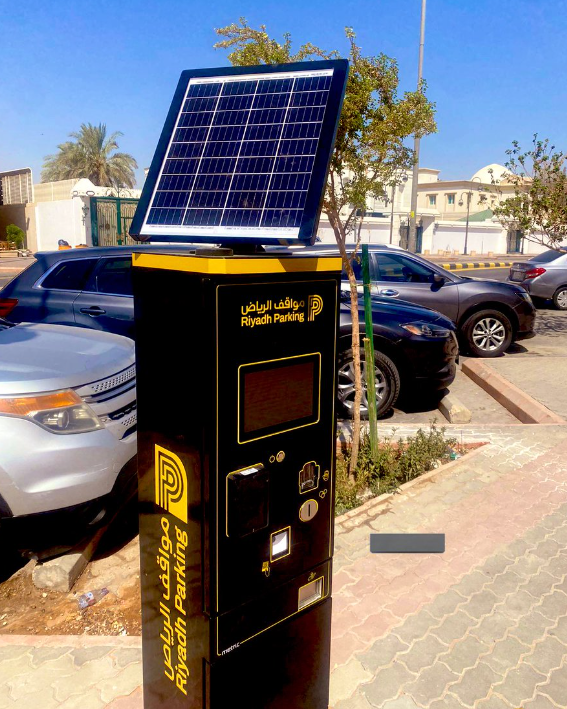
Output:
top-left (238, 353), bottom-right (321, 444)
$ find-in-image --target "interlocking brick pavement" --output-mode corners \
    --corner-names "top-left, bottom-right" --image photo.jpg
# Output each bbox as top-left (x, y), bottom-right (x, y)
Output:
top-left (331, 424), bottom-right (567, 708)
top-left (1, 424), bottom-right (567, 707)
top-left (0, 636), bottom-right (142, 708)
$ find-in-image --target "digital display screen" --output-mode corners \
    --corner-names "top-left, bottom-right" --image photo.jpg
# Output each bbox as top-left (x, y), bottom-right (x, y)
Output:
top-left (242, 359), bottom-right (317, 436)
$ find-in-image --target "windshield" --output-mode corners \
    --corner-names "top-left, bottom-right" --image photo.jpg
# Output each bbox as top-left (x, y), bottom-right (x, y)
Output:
top-left (531, 249), bottom-right (566, 263)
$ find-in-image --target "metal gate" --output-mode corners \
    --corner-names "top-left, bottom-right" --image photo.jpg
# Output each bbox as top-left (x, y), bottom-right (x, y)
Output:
top-left (507, 229), bottom-right (523, 254)
top-left (90, 197), bottom-right (139, 247)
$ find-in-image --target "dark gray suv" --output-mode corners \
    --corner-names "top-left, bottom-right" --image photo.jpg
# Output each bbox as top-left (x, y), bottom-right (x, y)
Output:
top-left (288, 244), bottom-right (536, 357)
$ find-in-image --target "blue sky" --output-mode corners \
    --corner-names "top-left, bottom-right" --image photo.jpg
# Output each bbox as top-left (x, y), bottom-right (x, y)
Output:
top-left (1, 0), bottom-right (566, 186)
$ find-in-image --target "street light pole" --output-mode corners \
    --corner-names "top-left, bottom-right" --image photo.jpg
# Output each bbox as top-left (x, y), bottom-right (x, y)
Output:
top-left (389, 183), bottom-right (395, 244)
top-left (463, 192), bottom-right (471, 256)
top-left (458, 176), bottom-right (483, 256)
top-left (408, 0), bottom-right (427, 253)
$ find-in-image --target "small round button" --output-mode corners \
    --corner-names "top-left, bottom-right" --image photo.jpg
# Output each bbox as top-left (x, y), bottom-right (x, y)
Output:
top-left (299, 499), bottom-right (319, 522)
top-left (276, 451), bottom-right (285, 463)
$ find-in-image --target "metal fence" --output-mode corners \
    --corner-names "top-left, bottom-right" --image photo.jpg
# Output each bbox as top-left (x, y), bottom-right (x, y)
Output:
top-left (91, 197), bottom-right (139, 247)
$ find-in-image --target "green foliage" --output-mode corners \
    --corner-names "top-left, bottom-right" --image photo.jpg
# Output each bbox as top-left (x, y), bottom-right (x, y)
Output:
top-left (335, 424), bottom-right (458, 515)
top-left (214, 20), bottom-right (437, 241)
top-left (5, 224), bottom-right (25, 248)
top-left (41, 123), bottom-right (138, 188)
top-left (491, 135), bottom-right (567, 250)
top-left (214, 20), bottom-right (437, 474)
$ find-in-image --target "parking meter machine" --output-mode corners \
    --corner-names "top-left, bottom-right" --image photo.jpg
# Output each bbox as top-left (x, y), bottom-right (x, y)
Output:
top-left (130, 59), bottom-right (348, 709)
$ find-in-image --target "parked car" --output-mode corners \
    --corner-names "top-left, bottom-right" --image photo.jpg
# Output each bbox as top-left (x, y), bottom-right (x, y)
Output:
top-left (0, 318), bottom-right (137, 547)
top-left (0, 245), bottom-right (457, 418)
top-left (0, 245), bottom-right (198, 339)
top-left (282, 243), bottom-right (536, 358)
top-left (507, 249), bottom-right (567, 309)
top-left (338, 291), bottom-right (457, 417)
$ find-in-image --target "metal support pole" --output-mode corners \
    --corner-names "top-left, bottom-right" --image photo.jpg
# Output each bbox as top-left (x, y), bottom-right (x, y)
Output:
top-left (408, 0), bottom-right (427, 253)
top-left (389, 184), bottom-right (396, 244)
top-left (361, 245), bottom-right (379, 459)
top-left (464, 193), bottom-right (471, 255)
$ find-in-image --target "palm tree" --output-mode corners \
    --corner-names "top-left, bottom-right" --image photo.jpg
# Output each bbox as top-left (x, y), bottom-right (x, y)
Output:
top-left (41, 123), bottom-right (138, 188)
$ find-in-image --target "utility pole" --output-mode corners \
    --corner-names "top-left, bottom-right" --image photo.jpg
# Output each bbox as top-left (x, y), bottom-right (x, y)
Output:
top-left (408, 0), bottom-right (427, 253)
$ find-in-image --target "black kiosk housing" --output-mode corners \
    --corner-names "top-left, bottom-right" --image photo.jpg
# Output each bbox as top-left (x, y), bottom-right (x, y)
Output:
top-left (134, 254), bottom-right (341, 707)
top-left (131, 58), bottom-right (348, 708)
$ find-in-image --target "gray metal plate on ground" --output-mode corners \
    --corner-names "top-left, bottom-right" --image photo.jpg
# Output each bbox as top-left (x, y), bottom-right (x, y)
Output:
top-left (370, 533), bottom-right (445, 553)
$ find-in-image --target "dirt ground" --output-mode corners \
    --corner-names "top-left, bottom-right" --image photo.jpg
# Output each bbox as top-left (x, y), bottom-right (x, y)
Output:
top-left (0, 505), bottom-right (142, 636)
top-left (0, 561), bottom-right (141, 636)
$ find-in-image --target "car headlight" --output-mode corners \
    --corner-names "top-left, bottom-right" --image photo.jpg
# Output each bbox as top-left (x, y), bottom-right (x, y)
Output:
top-left (401, 322), bottom-right (452, 338)
top-left (517, 290), bottom-right (533, 304)
top-left (0, 390), bottom-right (102, 434)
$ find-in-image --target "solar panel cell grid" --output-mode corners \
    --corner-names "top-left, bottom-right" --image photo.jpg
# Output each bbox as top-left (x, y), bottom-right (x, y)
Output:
top-left (143, 68), bottom-right (334, 238)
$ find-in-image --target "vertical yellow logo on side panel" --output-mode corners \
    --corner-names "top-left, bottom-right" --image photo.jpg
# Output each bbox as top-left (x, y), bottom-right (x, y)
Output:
top-left (308, 294), bottom-right (324, 321)
top-left (155, 445), bottom-right (188, 523)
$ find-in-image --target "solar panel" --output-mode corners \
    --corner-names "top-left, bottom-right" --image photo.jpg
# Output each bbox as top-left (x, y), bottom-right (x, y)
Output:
top-left (130, 60), bottom-right (348, 245)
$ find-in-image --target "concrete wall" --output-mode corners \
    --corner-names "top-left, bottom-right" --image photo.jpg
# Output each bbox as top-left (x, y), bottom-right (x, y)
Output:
top-left (25, 204), bottom-right (38, 252)
top-left (34, 179), bottom-right (78, 203)
top-left (35, 198), bottom-right (87, 251)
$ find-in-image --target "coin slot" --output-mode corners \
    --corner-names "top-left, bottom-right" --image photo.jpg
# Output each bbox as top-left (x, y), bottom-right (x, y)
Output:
top-left (299, 499), bottom-right (318, 522)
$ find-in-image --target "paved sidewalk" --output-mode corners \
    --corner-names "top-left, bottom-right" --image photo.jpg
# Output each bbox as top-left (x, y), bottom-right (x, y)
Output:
top-left (0, 636), bottom-right (142, 708)
top-left (331, 424), bottom-right (567, 708)
top-left (1, 424), bottom-right (567, 708)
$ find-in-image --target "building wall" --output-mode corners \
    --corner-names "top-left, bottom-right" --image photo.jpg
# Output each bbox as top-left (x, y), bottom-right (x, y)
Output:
top-left (25, 204), bottom-right (38, 251)
top-left (0, 170), bottom-right (33, 205)
top-left (35, 198), bottom-right (87, 251)
top-left (33, 179), bottom-right (78, 203)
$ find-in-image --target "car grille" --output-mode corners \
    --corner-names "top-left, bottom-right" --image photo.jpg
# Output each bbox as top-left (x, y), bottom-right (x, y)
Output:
top-left (75, 364), bottom-right (136, 440)
top-left (80, 365), bottom-right (136, 398)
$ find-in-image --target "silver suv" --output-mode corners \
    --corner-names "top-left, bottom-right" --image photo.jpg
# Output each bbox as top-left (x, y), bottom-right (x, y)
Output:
top-left (0, 319), bottom-right (137, 532)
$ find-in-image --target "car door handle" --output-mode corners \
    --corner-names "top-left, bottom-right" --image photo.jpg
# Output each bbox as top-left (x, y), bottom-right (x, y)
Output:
top-left (380, 289), bottom-right (399, 297)
top-left (80, 306), bottom-right (106, 316)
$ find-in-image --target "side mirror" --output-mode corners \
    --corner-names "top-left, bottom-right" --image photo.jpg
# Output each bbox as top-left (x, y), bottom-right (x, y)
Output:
top-left (433, 274), bottom-right (446, 286)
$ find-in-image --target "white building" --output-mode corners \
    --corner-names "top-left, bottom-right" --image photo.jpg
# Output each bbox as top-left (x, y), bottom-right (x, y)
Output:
top-left (316, 163), bottom-right (548, 256)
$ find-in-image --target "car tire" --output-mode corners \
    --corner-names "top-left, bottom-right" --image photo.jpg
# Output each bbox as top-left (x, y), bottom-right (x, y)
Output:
top-left (552, 286), bottom-right (567, 310)
top-left (337, 347), bottom-right (400, 419)
top-left (461, 309), bottom-right (513, 357)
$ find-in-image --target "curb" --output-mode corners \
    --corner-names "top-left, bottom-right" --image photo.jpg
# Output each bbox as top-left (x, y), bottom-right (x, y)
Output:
top-left (335, 443), bottom-right (488, 529)
top-left (0, 634), bottom-right (142, 646)
top-left (438, 393), bottom-right (472, 423)
top-left (439, 261), bottom-right (513, 270)
top-left (32, 527), bottom-right (106, 592)
top-left (462, 359), bottom-right (566, 425)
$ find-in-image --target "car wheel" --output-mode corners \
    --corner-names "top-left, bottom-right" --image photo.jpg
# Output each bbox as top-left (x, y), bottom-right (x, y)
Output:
top-left (552, 286), bottom-right (567, 310)
top-left (337, 348), bottom-right (400, 419)
top-left (462, 309), bottom-right (513, 357)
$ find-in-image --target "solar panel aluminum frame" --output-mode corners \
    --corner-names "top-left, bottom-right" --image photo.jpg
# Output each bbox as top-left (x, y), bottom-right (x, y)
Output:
top-left (130, 59), bottom-right (348, 246)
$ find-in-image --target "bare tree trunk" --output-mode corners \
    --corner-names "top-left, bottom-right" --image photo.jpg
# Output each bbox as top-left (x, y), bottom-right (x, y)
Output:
top-left (328, 209), bottom-right (362, 478)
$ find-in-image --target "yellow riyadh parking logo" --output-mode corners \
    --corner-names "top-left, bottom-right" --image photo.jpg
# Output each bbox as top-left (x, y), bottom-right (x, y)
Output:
top-left (308, 295), bottom-right (323, 321)
top-left (155, 445), bottom-right (188, 523)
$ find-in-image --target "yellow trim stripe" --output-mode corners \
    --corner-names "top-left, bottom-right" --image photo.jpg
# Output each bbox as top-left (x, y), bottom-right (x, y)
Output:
top-left (132, 252), bottom-right (342, 274)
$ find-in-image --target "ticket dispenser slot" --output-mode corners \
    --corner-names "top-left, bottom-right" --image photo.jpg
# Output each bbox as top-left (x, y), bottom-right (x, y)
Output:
top-left (227, 465), bottom-right (269, 538)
